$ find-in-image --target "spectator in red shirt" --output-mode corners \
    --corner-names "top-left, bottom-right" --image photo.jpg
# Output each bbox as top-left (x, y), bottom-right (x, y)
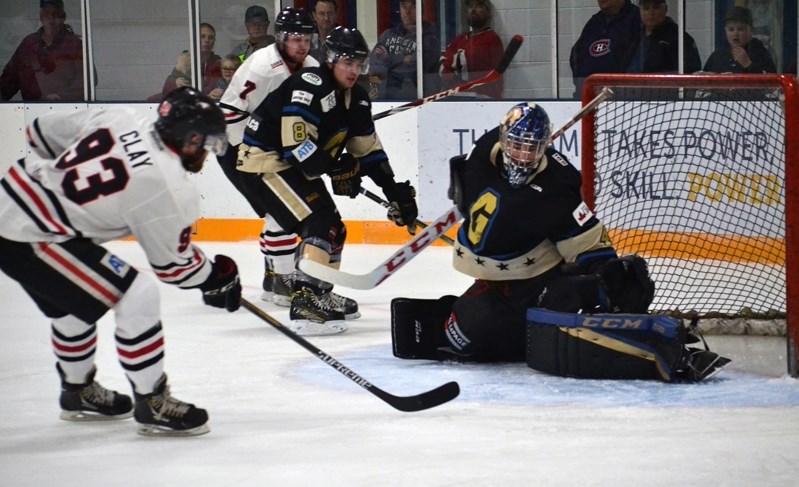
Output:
top-left (0, 0), bottom-right (86, 101)
top-left (440, 0), bottom-right (504, 98)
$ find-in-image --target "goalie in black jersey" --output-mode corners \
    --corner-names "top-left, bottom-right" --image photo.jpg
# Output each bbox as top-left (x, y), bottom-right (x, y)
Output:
top-left (239, 27), bottom-right (418, 337)
top-left (391, 103), bottom-right (728, 382)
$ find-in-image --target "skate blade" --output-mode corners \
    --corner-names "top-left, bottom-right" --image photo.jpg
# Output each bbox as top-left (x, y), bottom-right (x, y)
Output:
top-left (290, 319), bottom-right (347, 336)
top-left (344, 311), bottom-right (361, 320)
top-left (60, 410), bottom-right (133, 422)
top-left (136, 423), bottom-right (210, 437)
top-left (272, 294), bottom-right (291, 307)
top-left (260, 290), bottom-right (274, 302)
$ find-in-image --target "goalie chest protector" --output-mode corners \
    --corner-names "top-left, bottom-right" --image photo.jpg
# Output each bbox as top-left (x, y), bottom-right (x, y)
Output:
top-left (525, 308), bottom-right (688, 381)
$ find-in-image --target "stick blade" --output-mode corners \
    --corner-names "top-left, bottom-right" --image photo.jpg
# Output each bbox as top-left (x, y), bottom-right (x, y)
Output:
top-left (374, 381), bottom-right (460, 412)
top-left (297, 258), bottom-right (377, 290)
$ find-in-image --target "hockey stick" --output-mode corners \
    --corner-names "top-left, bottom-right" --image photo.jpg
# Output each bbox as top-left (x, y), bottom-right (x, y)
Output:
top-left (240, 298), bottom-right (460, 412)
top-left (358, 187), bottom-right (456, 246)
top-left (301, 89), bottom-right (613, 290)
top-left (372, 34), bottom-right (524, 121)
top-left (298, 205), bottom-right (461, 289)
top-left (548, 87), bottom-right (614, 142)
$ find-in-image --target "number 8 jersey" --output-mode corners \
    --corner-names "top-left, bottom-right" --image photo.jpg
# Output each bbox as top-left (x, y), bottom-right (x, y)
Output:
top-left (0, 107), bottom-right (213, 289)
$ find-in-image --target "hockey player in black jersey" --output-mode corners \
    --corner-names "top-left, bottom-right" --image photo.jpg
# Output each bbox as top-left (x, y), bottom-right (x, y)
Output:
top-left (240, 26), bottom-right (418, 336)
top-left (391, 103), bottom-right (728, 381)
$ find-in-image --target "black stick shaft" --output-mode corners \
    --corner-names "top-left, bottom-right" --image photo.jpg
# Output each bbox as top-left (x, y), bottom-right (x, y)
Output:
top-left (240, 298), bottom-right (459, 412)
top-left (372, 35), bottom-right (524, 122)
top-left (359, 188), bottom-right (456, 246)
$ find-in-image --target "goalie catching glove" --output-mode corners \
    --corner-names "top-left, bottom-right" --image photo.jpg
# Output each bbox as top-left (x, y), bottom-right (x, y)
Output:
top-left (384, 181), bottom-right (418, 235)
top-left (199, 254), bottom-right (241, 312)
top-left (329, 153), bottom-right (361, 198)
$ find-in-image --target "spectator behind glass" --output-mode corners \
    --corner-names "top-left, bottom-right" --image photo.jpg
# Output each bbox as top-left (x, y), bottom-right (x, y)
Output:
top-left (232, 5), bottom-right (276, 62)
top-left (703, 6), bottom-right (776, 74)
top-left (310, 0), bottom-right (339, 62)
top-left (439, 0), bottom-right (504, 99)
top-left (207, 54), bottom-right (241, 101)
top-left (627, 0), bottom-right (701, 74)
top-left (569, 0), bottom-right (641, 99)
top-left (367, 0), bottom-right (441, 100)
top-left (0, 0), bottom-right (85, 101)
top-left (161, 23), bottom-right (222, 99)
top-left (314, 0), bottom-right (339, 42)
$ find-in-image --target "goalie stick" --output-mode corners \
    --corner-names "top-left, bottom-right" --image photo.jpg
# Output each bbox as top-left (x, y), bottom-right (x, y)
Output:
top-left (240, 298), bottom-right (460, 412)
top-left (301, 87), bottom-right (615, 290)
top-left (372, 34), bottom-right (524, 121)
top-left (358, 187), bottom-right (456, 246)
top-left (298, 205), bottom-right (462, 289)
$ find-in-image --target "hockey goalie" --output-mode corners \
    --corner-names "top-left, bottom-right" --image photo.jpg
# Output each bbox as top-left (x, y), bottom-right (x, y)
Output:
top-left (390, 103), bottom-right (729, 382)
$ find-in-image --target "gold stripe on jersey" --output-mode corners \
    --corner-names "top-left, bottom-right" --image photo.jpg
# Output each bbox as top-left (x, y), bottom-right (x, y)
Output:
top-left (260, 172), bottom-right (312, 221)
top-left (281, 115), bottom-right (319, 146)
top-left (237, 144), bottom-right (291, 174)
top-left (346, 133), bottom-right (384, 159)
top-left (554, 223), bottom-right (613, 264)
top-left (452, 239), bottom-right (563, 281)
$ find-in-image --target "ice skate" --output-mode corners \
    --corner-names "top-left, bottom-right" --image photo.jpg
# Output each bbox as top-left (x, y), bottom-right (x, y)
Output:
top-left (133, 375), bottom-right (209, 437)
top-left (260, 257), bottom-right (275, 302)
top-left (289, 287), bottom-right (348, 336)
top-left (270, 272), bottom-right (293, 307)
top-left (329, 290), bottom-right (360, 320)
top-left (58, 365), bottom-right (133, 421)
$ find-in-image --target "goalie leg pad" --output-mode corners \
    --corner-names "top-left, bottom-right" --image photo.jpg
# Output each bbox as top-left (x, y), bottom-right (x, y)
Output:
top-left (391, 296), bottom-right (457, 360)
top-left (525, 309), bottom-right (729, 382)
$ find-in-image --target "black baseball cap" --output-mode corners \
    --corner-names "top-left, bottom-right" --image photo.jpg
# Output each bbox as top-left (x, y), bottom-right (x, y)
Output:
top-left (245, 5), bottom-right (269, 23)
top-left (40, 0), bottom-right (64, 8)
top-left (725, 6), bottom-right (753, 26)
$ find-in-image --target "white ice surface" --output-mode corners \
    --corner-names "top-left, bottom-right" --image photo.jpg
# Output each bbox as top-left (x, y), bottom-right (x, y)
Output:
top-left (2, 241), bottom-right (799, 487)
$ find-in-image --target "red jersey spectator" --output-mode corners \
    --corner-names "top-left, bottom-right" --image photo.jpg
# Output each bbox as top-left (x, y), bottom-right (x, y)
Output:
top-left (440, 0), bottom-right (504, 98)
top-left (0, 0), bottom-right (85, 101)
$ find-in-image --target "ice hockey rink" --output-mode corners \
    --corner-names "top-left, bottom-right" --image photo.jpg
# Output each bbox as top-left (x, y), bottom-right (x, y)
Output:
top-left (2, 241), bottom-right (799, 486)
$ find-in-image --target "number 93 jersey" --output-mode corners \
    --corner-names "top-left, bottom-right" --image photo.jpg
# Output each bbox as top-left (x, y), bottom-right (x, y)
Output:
top-left (0, 107), bottom-right (212, 289)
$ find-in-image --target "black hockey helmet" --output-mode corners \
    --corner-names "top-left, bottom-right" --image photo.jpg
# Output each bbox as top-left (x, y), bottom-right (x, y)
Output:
top-left (155, 87), bottom-right (227, 172)
top-left (322, 26), bottom-right (369, 69)
top-left (274, 7), bottom-right (316, 35)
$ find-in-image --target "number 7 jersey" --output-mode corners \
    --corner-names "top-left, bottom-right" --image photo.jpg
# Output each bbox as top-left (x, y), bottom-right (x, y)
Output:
top-left (0, 107), bottom-right (213, 289)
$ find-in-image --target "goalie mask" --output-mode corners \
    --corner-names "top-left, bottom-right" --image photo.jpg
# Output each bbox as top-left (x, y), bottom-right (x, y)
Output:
top-left (156, 87), bottom-right (227, 173)
top-left (322, 26), bottom-right (370, 74)
top-left (499, 103), bottom-right (551, 188)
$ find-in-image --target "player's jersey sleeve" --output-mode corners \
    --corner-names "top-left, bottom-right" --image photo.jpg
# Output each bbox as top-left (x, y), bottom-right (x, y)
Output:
top-left (344, 88), bottom-right (388, 167)
top-left (124, 170), bottom-right (212, 289)
top-left (540, 150), bottom-right (616, 268)
top-left (25, 110), bottom-right (98, 159)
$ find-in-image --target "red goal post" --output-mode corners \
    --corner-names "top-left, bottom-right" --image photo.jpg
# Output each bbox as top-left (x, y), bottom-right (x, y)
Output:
top-left (580, 74), bottom-right (799, 376)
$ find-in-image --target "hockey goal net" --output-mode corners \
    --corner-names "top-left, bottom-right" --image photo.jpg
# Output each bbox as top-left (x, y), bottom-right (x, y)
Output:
top-left (581, 74), bottom-right (799, 376)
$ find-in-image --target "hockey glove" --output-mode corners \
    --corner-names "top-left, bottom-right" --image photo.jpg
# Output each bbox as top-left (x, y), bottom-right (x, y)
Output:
top-left (200, 255), bottom-right (241, 312)
top-left (384, 181), bottom-right (418, 235)
top-left (329, 153), bottom-right (362, 198)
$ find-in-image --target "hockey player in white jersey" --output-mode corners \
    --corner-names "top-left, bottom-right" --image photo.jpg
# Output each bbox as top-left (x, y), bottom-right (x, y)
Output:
top-left (0, 87), bottom-right (241, 436)
top-left (218, 8), bottom-right (360, 320)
